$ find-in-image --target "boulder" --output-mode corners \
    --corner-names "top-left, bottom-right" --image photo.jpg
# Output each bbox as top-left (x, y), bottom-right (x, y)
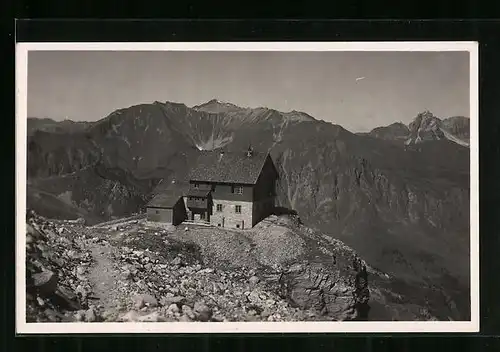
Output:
top-left (249, 276), bottom-right (260, 285)
top-left (119, 310), bottom-right (140, 322)
top-left (84, 307), bottom-right (98, 322)
top-left (194, 301), bottom-right (212, 322)
top-left (121, 269), bottom-right (132, 280)
top-left (137, 311), bottom-right (164, 322)
top-left (74, 310), bottom-right (86, 322)
top-left (171, 256), bottom-right (182, 266)
top-left (133, 293), bottom-right (158, 309)
top-left (160, 295), bottom-right (185, 307)
top-left (181, 305), bottom-right (195, 319)
top-left (26, 234), bottom-right (34, 244)
top-left (167, 303), bottom-right (180, 314)
top-left (32, 271), bottom-right (58, 295)
top-left (55, 286), bottom-right (81, 311)
top-left (26, 223), bottom-right (44, 240)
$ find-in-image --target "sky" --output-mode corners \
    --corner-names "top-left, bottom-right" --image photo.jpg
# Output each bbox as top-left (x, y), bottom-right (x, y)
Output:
top-left (27, 50), bottom-right (470, 132)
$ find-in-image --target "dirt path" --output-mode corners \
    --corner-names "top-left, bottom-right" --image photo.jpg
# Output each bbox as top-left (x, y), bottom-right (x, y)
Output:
top-left (88, 242), bottom-right (123, 311)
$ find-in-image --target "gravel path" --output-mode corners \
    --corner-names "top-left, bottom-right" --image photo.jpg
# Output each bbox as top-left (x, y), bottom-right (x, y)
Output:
top-left (88, 243), bottom-right (121, 310)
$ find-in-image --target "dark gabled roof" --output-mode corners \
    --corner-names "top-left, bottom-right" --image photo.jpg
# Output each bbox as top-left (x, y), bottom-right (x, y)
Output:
top-left (152, 179), bottom-right (191, 196)
top-left (189, 150), bottom-right (270, 184)
top-left (187, 189), bottom-right (211, 198)
top-left (146, 191), bottom-right (183, 208)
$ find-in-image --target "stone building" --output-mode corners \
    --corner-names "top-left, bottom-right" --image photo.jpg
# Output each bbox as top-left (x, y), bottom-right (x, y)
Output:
top-left (187, 147), bottom-right (278, 229)
top-left (146, 147), bottom-right (278, 229)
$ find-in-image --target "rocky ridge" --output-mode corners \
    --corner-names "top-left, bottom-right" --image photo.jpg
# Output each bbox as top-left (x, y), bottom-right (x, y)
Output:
top-left (26, 212), bottom-right (370, 323)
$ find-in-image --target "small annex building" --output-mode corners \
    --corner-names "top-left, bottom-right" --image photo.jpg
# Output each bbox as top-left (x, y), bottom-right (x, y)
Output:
top-left (145, 187), bottom-right (188, 226)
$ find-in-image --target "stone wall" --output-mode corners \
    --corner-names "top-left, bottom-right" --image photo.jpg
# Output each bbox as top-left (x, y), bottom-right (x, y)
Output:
top-left (210, 199), bottom-right (253, 229)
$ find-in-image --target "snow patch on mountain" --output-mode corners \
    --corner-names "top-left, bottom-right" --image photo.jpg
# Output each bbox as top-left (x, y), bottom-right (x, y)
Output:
top-left (441, 129), bottom-right (469, 147)
top-left (194, 134), bottom-right (234, 151)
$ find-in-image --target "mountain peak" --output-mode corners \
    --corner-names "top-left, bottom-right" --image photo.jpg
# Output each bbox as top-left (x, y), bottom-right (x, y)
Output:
top-left (209, 98), bottom-right (227, 104)
top-left (404, 111), bottom-right (469, 147)
top-left (192, 99), bottom-right (244, 113)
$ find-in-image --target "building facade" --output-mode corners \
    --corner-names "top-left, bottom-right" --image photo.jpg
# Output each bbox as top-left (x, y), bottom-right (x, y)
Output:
top-left (186, 148), bottom-right (278, 229)
top-left (145, 192), bottom-right (187, 225)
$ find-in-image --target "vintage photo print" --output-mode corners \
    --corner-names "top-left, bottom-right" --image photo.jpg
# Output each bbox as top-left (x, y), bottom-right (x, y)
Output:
top-left (16, 42), bottom-right (479, 333)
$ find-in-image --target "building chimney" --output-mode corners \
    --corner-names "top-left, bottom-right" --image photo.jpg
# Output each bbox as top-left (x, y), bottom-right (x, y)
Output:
top-left (247, 145), bottom-right (253, 157)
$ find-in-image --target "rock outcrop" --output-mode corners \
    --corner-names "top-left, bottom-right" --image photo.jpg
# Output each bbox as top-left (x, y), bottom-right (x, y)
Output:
top-left (277, 259), bottom-right (369, 320)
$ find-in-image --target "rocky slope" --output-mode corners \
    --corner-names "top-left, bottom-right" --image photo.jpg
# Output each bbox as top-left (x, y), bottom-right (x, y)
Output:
top-left (26, 100), bottom-right (471, 321)
top-left (26, 212), bottom-right (370, 322)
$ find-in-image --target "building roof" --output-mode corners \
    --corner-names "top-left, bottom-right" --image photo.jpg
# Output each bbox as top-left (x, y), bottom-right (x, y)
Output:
top-left (146, 191), bottom-right (183, 208)
top-left (189, 150), bottom-right (270, 184)
top-left (152, 178), bottom-right (191, 196)
top-left (187, 189), bottom-right (211, 198)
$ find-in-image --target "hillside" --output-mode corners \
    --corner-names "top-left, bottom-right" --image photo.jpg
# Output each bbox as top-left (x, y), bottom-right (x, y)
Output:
top-left (26, 99), bottom-right (471, 321)
top-left (360, 122), bottom-right (410, 143)
top-left (28, 163), bottom-right (157, 225)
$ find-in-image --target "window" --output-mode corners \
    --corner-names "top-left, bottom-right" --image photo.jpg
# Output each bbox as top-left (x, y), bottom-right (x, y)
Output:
top-left (236, 224), bottom-right (240, 229)
top-left (155, 210), bottom-right (160, 214)
top-left (235, 205), bottom-right (242, 214)
top-left (216, 204), bottom-right (223, 212)
top-left (234, 186), bottom-right (243, 194)
top-left (194, 183), bottom-right (199, 189)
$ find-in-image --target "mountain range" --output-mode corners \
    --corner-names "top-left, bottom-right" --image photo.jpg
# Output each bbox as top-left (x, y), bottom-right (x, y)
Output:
top-left (25, 99), bottom-right (471, 321)
top-left (359, 110), bottom-right (470, 147)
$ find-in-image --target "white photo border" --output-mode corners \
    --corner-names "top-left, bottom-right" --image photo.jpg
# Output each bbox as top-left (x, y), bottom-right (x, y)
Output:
top-left (15, 41), bottom-right (479, 334)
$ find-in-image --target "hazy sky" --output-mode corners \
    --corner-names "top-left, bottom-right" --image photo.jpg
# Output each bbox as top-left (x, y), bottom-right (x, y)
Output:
top-left (28, 50), bottom-right (470, 132)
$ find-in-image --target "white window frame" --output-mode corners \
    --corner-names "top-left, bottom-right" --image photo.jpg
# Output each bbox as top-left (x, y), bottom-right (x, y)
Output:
top-left (234, 186), bottom-right (243, 194)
